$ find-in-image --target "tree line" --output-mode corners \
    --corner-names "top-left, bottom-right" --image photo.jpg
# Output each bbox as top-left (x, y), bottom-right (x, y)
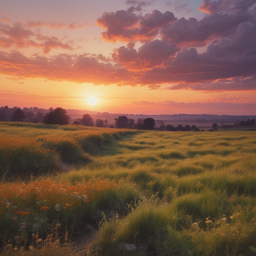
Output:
top-left (2, 106), bottom-right (254, 131)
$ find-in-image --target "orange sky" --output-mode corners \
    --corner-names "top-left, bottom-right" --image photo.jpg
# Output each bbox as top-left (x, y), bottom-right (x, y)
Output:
top-left (1, 0), bottom-right (256, 115)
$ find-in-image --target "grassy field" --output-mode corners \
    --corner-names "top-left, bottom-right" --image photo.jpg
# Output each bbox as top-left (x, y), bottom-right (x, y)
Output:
top-left (1, 122), bottom-right (256, 255)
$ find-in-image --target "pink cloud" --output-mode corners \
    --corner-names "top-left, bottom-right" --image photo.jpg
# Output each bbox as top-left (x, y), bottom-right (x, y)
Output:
top-left (0, 51), bottom-right (134, 86)
top-left (26, 21), bottom-right (89, 29)
top-left (0, 16), bottom-right (11, 23)
top-left (112, 39), bottom-right (179, 70)
top-left (0, 23), bottom-right (74, 53)
top-left (1, 0), bottom-right (256, 93)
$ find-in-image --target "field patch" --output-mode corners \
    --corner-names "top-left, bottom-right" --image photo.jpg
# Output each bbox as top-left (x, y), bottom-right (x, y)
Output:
top-left (1, 127), bottom-right (256, 256)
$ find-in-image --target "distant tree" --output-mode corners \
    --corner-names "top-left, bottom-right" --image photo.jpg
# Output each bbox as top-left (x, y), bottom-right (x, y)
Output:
top-left (36, 112), bottom-right (44, 123)
top-left (155, 120), bottom-right (164, 128)
top-left (11, 108), bottom-right (27, 122)
top-left (104, 119), bottom-right (108, 127)
top-left (135, 122), bottom-right (145, 130)
top-left (73, 120), bottom-right (81, 125)
top-left (240, 120), bottom-right (245, 126)
top-left (96, 119), bottom-right (104, 127)
top-left (127, 119), bottom-right (135, 129)
top-left (115, 116), bottom-right (129, 128)
top-left (0, 109), bottom-right (7, 121)
top-left (81, 114), bottom-right (94, 126)
top-left (159, 125), bottom-right (165, 131)
top-left (212, 123), bottom-right (218, 130)
top-left (191, 125), bottom-right (197, 130)
top-left (177, 124), bottom-right (184, 131)
top-left (43, 107), bottom-right (70, 125)
top-left (25, 111), bottom-right (35, 122)
top-left (32, 117), bottom-right (38, 123)
top-left (165, 125), bottom-right (175, 131)
top-left (245, 118), bottom-right (255, 126)
top-left (143, 118), bottom-right (155, 130)
top-left (185, 125), bottom-right (191, 131)
top-left (109, 125), bottom-right (114, 128)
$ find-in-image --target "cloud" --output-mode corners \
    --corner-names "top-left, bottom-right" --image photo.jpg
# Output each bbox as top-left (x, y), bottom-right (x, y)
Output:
top-left (126, 0), bottom-right (155, 12)
top-left (160, 12), bottom-right (250, 47)
top-left (26, 21), bottom-right (89, 29)
top-left (199, 0), bottom-right (256, 15)
top-left (1, 0), bottom-right (256, 93)
top-left (140, 20), bottom-right (256, 88)
top-left (0, 23), bottom-right (74, 53)
top-left (96, 9), bottom-right (176, 43)
top-left (0, 51), bottom-right (134, 86)
top-left (0, 16), bottom-right (11, 23)
top-left (112, 39), bottom-right (179, 70)
top-left (173, 2), bottom-right (192, 13)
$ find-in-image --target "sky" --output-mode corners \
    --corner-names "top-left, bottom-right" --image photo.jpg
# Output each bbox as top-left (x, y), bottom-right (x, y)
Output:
top-left (0, 0), bottom-right (256, 115)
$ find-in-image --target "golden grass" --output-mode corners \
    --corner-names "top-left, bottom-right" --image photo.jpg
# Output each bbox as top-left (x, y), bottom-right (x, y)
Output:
top-left (1, 124), bottom-right (256, 255)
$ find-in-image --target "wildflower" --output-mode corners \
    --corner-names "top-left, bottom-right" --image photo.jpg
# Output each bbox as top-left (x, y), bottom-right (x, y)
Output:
top-left (6, 200), bottom-right (10, 208)
top-left (83, 195), bottom-right (88, 202)
top-left (41, 206), bottom-right (50, 210)
top-left (55, 204), bottom-right (61, 211)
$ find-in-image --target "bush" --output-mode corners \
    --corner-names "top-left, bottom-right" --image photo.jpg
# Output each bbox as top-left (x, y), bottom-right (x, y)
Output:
top-left (43, 108), bottom-right (70, 125)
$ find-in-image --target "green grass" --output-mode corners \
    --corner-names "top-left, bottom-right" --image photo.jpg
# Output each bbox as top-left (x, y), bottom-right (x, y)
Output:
top-left (1, 124), bottom-right (256, 255)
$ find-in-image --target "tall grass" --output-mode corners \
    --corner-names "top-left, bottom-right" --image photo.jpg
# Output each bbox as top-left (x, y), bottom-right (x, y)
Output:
top-left (0, 122), bottom-right (138, 178)
top-left (1, 125), bottom-right (256, 255)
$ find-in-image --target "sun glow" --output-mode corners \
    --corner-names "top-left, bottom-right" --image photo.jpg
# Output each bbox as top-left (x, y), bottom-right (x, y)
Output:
top-left (87, 96), bottom-right (97, 106)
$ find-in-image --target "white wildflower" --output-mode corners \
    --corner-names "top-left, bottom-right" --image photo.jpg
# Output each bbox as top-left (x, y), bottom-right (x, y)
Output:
top-left (6, 200), bottom-right (10, 208)
top-left (55, 204), bottom-right (61, 211)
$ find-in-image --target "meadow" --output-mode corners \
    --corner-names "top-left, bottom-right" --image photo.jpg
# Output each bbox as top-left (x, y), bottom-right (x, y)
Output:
top-left (1, 122), bottom-right (256, 256)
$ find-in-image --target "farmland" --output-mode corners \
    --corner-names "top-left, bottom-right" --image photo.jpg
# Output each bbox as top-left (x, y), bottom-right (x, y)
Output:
top-left (1, 122), bottom-right (256, 256)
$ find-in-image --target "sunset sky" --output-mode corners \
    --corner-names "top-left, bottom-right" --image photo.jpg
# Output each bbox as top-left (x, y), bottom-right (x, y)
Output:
top-left (1, 0), bottom-right (256, 115)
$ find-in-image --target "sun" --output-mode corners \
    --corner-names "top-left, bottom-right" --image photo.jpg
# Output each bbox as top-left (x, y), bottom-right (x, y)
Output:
top-left (87, 96), bottom-right (97, 106)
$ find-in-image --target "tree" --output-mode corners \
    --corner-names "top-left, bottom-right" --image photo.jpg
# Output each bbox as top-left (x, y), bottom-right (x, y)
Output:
top-left (96, 119), bottom-right (104, 127)
top-left (177, 124), bottom-right (184, 131)
top-left (104, 119), bottom-right (108, 127)
top-left (43, 107), bottom-right (70, 125)
top-left (11, 108), bottom-right (27, 122)
top-left (115, 116), bottom-right (128, 128)
top-left (127, 119), bottom-right (135, 129)
top-left (81, 114), bottom-right (94, 126)
top-left (73, 120), bottom-right (81, 125)
top-left (212, 123), bottom-right (218, 130)
top-left (25, 111), bottom-right (35, 122)
top-left (185, 125), bottom-right (191, 131)
top-left (143, 118), bottom-right (155, 130)
top-left (0, 109), bottom-right (7, 121)
top-left (36, 112), bottom-right (44, 123)
top-left (165, 124), bottom-right (175, 131)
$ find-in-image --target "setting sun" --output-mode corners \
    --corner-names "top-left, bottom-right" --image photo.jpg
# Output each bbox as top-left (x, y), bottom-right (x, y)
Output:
top-left (87, 96), bottom-right (97, 106)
